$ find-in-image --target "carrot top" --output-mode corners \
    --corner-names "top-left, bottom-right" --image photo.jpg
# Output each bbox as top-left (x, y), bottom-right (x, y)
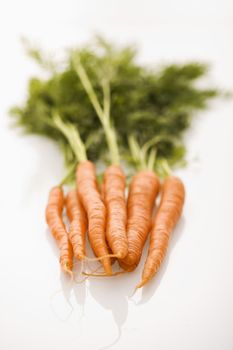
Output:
top-left (72, 52), bottom-right (120, 165)
top-left (128, 134), bottom-right (173, 178)
top-left (10, 36), bottom-right (220, 174)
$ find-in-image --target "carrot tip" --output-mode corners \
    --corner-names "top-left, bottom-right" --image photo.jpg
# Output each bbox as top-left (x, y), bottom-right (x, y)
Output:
top-left (128, 287), bottom-right (138, 299)
top-left (135, 280), bottom-right (146, 289)
top-left (128, 283), bottom-right (145, 299)
top-left (63, 265), bottom-right (73, 280)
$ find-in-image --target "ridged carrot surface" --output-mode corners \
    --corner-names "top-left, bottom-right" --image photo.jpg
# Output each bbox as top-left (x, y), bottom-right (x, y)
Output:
top-left (66, 189), bottom-right (87, 261)
top-left (137, 176), bottom-right (185, 288)
top-left (76, 161), bottom-right (112, 275)
top-left (119, 171), bottom-right (160, 271)
top-left (45, 186), bottom-right (73, 274)
top-left (102, 165), bottom-right (127, 259)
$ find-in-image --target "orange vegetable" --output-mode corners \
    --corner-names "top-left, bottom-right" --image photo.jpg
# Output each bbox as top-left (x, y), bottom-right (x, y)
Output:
top-left (66, 189), bottom-right (87, 261)
top-left (76, 161), bottom-right (112, 275)
top-left (102, 165), bottom-right (127, 259)
top-left (137, 176), bottom-right (185, 288)
top-left (45, 186), bottom-right (73, 275)
top-left (119, 170), bottom-right (160, 271)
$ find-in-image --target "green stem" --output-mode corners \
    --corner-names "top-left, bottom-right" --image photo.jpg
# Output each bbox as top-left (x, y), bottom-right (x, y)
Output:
top-left (73, 55), bottom-right (104, 122)
top-left (147, 148), bottom-right (157, 171)
top-left (72, 54), bottom-right (120, 165)
top-left (59, 162), bottom-right (77, 186)
top-left (102, 79), bottom-right (120, 164)
top-left (128, 134), bottom-right (147, 170)
top-left (129, 134), bottom-right (173, 175)
top-left (53, 113), bottom-right (87, 163)
top-left (103, 79), bottom-right (110, 123)
top-left (141, 134), bottom-right (178, 160)
top-left (133, 135), bottom-right (177, 175)
top-left (160, 159), bottom-right (172, 177)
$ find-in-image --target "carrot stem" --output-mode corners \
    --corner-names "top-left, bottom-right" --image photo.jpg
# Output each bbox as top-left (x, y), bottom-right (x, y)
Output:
top-left (141, 135), bottom-right (179, 157)
top-left (72, 55), bottom-right (120, 165)
top-left (59, 163), bottom-right (77, 187)
top-left (160, 159), bottom-right (172, 177)
top-left (53, 113), bottom-right (87, 163)
top-left (129, 134), bottom-right (181, 174)
top-left (128, 134), bottom-right (147, 170)
top-left (147, 148), bottom-right (157, 171)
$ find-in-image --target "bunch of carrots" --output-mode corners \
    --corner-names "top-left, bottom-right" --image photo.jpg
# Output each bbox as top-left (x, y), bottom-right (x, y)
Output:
top-left (11, 38), bottom-right (219, 289)
top-left (45, 54), bottom-right (185, 289)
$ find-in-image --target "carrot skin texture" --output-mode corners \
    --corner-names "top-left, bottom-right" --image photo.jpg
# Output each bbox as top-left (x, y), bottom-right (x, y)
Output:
top-left (45, 187), bottom-right (73, 273)
top-left (103, 165), bottom-right (127, 259)
top-left (119, 171), bottom-right (160, 271)
top-left (76, 161), bottom-right (112, 275)
top-left (66, 189), bottom-right (87, 261)
top-left (137, 176), bottom-right (185, 288)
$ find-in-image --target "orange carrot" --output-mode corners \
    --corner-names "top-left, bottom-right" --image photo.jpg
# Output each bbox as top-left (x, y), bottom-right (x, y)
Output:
top-left (119, 170), bottom-right (160, 271)
top-left (76, 161), bottom-right (112, 275)
top-left (66, 189), bottom-right (87, 261)
top-left (66, 189), bottom-right (115, 266)
top-left (137, 176), bottom-right (185, 288)
top-left (102, 165), bottom-right (127, 259)
top-left (45, 186), bottom-right (73, 275)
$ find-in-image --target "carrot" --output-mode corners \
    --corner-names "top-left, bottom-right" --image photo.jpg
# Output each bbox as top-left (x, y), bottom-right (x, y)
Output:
top-left (66, 189), bottom-right (87, 261)
top-left (45, 186), bottom-right (73, 275)
top-left (76, 160), bottom-right (112, 275)
top-left (102, 165), bottom-right (127, 259)
top-left (66, 189), bottom-right (115, 266)
top-left (52, 115), bottom-right (115, 273)
top-left (119, 170), bottom-right (160, 271)
top-left (74, 58), bottom-right (129, 266)
top-left (137, 176), bottom-right (185, 288)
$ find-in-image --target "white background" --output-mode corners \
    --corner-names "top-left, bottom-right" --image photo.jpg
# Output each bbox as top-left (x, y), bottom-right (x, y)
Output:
top-left (0, 1), bottom-right (233, 349)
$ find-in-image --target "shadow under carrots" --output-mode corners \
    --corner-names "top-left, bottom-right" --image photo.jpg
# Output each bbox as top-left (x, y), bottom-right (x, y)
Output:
top-left (46, 214), bottom-right (185, 345)
top-left (86, 265), bottom-right (133, 350)
top-left (85, 239), bottom-right (150, 350)
top-left (46, 227), bottom-right (88, 322)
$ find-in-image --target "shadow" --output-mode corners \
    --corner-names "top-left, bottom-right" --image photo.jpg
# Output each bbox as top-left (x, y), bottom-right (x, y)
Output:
top-left (86, 240), bottom-right (149, 350)
top-left (138, 217), bottom-right (186, 305)
top-left (87, 269), bottom-right (130, 350)
top-left (46, 214), bottom-right (185, 336)
top-left (49, 271), bottom-right (74, 322)
top-left (72, 260), bottom-right (88, 324)
top-left (46, 227), bottom-right (88, 321)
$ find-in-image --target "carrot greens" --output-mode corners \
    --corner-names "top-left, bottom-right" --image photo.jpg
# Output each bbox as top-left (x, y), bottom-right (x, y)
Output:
top-left (10, 37), bottom-right (219, 173)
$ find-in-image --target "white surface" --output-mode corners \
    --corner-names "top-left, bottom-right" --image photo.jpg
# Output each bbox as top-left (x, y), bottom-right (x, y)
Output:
top-left (0, 1), bottom-right (233, 350)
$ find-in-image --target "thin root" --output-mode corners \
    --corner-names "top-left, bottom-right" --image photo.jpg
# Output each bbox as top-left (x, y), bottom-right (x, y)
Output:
top-left (83, 253), bottom-right (120, 262)
top-left (63, 264), bottom-right (74, 281)
top-left (73, 260), bottom-right (103, 284)
top-left (135, 280), bottom-right (146, 289)
top-left (82, 270), bottom-right (126, 277)
top-left (128, 287), bottom-right (138, 299)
